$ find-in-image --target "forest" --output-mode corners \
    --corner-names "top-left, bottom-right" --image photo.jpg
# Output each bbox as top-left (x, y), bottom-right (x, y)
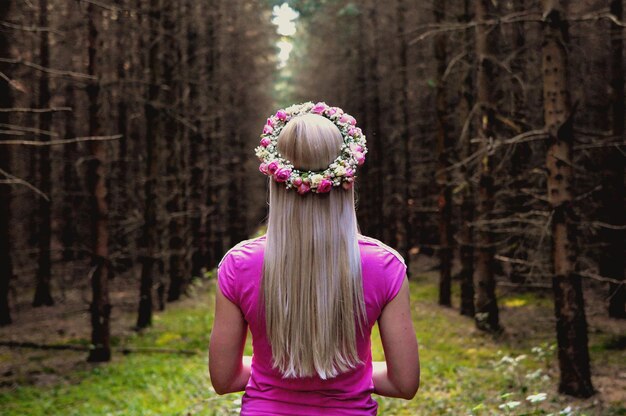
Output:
top-left (0, 0), bottom-right (624, 415)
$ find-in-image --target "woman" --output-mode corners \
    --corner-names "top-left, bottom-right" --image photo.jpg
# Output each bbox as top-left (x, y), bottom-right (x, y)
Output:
top-left (209, 102), bottom-right (420, 415)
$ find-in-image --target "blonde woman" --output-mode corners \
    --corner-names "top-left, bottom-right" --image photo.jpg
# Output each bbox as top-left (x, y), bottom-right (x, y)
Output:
top-left (209, 102), bottom-right (420, 415)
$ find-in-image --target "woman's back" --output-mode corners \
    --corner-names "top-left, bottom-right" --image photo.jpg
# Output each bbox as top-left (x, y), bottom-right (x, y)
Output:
top-left (209, 103), bottom-right (419, 415)
top-left (217, 233), bottom-right (407, 415)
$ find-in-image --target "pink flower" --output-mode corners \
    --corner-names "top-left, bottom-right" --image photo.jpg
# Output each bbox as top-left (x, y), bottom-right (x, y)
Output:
top-left (263, 124), bottom-right (274, 134)
top-left (267, 161), bottom-right (279, 174)
top-left (348, 127), bottom-right (357, 136)
top-left (259, 163), bottom-right (269, 174)
top-left (340, 114), bottom-right (356, 126)
top-left (293, 177), bottom-right (303, 186)
top-left (350, 143), bottom-right (363, 153)
top-left (331, 107), bottom-right (344, 116)
top-left (297, 183), bottom-right (311, 195)
top-left (327, 107), bottom-right (337, 116)
top-left (345, 168), bottom-right (354, 177)
top-left (312, 102), bottom-right (328, 114)
top-left (275, 110), bottom-right (287, 121)
top-left (266, 117), bottom-right (275, 127)
top-left (260, 137), bottom-right (271, 147)
top-left (317, 179), bottom-right (332, 193)
top-left (274, 167), bottom-right (292, 182)
top-left (354, 152), bottom-right (365, 165)
top-left (342, 181), bottom-right (353, 190)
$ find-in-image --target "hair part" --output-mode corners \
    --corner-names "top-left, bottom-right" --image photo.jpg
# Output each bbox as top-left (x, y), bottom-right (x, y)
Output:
top-left (262, 113), bottom-right (367, 379)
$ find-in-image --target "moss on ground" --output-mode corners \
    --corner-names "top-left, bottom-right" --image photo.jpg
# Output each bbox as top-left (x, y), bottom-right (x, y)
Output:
top-left (0, 274), bottom-right (623, 416)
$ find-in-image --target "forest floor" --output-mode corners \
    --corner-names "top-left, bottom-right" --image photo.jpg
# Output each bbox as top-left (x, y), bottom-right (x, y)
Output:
top-left (0, 256), bottom-right (624, 416)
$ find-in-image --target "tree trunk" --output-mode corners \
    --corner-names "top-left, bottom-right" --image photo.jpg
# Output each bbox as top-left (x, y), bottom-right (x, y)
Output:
top-left (61, 83), bottom-right (80, 262)
top-left (355, 6), bottom-right (371, 236)
top-left (0, 0), bottom-right (13, 326)
top-left (434, 0), bottom-right (453, 307)
top-left (206, 0), bottom-right (225, 268)
top-left (367, 1), bottom-right (384, 242)
top-left (113, 0), bottom-right (132, 272)
top-left (164, 0), bottom-right (186, 302)
top-left (85, 3), bottom-right (111, 362)
top-left (473, 0), bottom-right (500, 332)
top-left (395, 0), bottom-right (412, 276)
top-left (189, 2), bottom-right (207, 279)
top-left (541, 0), bottom-right (594, 397)
top-left (603, 0), bottom-right (625, 319)
top-left (137, 0), bottom-right (161, 328)
top-left (459, 0), bottom-right (475, 317)
top-left (33, 0), bottom-right (54, 307)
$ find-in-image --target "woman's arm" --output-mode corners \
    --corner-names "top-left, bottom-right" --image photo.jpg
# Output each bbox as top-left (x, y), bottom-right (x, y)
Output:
top-left (209, 285), bottom-right (251, 394)
top-left (373, 277), bottom-right (420, 400)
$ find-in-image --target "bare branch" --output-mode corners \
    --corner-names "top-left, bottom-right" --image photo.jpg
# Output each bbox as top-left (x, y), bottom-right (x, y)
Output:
top-left (0, 168), bottom-right (49, 200)
top-left (0, 107), bottom-right (72, 113)
top-left (570, 11), bottom-right (626, 27)
top-left (0, 123), bottom-right (59, 137)
top-left (0, 21), bottom-right (62, 35)
top-left (0, 134), bottom-right (121, 146)
top-left (0, 57), bottom-right (96, 80)
top-left (578, 270), bottom-right (625, 285)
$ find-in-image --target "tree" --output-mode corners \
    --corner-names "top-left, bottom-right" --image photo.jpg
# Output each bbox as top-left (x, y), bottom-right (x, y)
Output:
top-left (137, 0), bottom-right (162, 329)
top-left (541, 0), bottom-right (594, 397)
top-left (163, 0), bottom-right (187, 302)
top-left (395, 0), bottom-right (412, 274)
top-left (434, 0), bottom-right (453, 307)
top-left (458, 0), bottom-right (475, 317)
top-left (602, 0), bottom-right (625, 319)
top-left (0, 0), bottom-right (13, 326)
top-left (32, 0), bottom-right (54, 307)
top-left (473, 0), bottom-right (500, 332)
top-left (85, 1), bottom-right (111, 362)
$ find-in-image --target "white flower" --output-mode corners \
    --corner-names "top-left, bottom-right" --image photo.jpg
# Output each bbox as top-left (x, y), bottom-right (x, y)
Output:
top-left (525, 369), bottom-right (543, 380)
top-left (498, 401), bottom-right (521, 410)
top-left (526, 392), bottom-right (547, 403)
top-left (310, 174), bottom-right (324, 187)
top-left (559, 406), bottom-right (573, 415)
top-left (334, 166), bottom-right (346, 177)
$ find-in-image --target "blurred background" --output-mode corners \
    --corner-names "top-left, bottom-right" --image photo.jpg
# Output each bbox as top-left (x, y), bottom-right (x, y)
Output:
top-left (0, 0), bottom-right (624, 415)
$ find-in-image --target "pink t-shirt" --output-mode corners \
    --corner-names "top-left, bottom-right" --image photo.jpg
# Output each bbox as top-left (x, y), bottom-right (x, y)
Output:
top-left (216, 233), bottom-right (407, 416)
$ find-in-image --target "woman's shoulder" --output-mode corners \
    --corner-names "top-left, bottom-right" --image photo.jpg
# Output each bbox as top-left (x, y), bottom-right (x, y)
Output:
top-left (357, 234), bottom-right (406, 266)
top-left (217, 234), bottom-right (267, 269)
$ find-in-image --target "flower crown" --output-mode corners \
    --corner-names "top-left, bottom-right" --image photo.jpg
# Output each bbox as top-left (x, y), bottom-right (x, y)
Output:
top-left (254, 102), bottom-right (367, 195)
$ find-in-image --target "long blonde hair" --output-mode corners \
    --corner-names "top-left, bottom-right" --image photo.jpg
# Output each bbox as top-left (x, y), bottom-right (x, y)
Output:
top-left (262, 113), bottom-right (367, 380)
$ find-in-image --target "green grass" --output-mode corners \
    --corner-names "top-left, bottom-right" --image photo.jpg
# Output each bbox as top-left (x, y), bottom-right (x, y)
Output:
top-left (0, 275), bottom-right (623, 416)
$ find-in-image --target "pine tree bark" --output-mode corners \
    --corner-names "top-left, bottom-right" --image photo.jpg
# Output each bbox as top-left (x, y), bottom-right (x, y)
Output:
top-left (61, 83), bottom-right (80, 262)
top-left (32, 0), bottom-right (54, 307)
top-left (355, 6), bottom-right (370, 236)
top-left (137, 0), bottom-right (161, 328)
top-left (164, 0), bottom-right (186, 302)
top-left (0, 0), bottom-right (13, 326)
top-left (85, 2), bottom-right (111, 362)
top-left (459, 0), bottom-right (475, 317)
top-left (395, 0), bottom-right (412, 275)
top-left (367, 1), bottom-right (384, 242)
top-left (226, 1), bottom-right (242, 248)
top-left (473, 0), bottom-right (500, 332)
top-left (113, 0), bottom-right (132, 272)
top-left (434, 0), bottom-right (453, 307)
top-left (189, 2), bottom-right (207, 279)
top-left (541, 0), bottom-right (594, 397)
top-left (205, 0), bottom-right (225, 267)
top-left (603, 0), bottom-right (625, 318)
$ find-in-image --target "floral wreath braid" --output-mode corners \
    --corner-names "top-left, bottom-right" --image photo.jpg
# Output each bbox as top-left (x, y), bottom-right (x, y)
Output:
top-left (255, 102), bottom-right (367, 195)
